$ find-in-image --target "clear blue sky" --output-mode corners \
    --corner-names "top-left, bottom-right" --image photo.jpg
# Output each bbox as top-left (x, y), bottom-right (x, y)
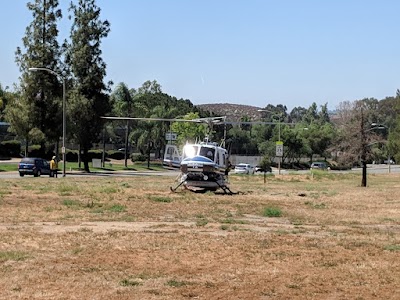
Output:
top-left (2, 0), bottom-right (400, 111)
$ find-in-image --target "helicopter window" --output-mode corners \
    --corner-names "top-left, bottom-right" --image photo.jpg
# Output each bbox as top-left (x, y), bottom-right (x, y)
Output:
top-left (200, 147), bottom-right (215, 160)
top-left (183, 145), bottom-right (198, 158)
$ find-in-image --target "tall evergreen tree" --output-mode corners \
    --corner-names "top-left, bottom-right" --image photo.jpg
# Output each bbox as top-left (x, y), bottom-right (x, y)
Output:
top-left (14, 0), bottom-right (63, 155)
top-left (66, 0), bottom-right (111, 171)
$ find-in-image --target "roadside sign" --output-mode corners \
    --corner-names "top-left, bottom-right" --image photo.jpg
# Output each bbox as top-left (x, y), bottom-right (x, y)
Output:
top-left (165, 132), bottom-right (177, 141)
top-left (276, 141), bottom-right (283, 157)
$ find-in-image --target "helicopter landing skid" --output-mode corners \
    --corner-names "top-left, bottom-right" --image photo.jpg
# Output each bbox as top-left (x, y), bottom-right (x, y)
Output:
top-left (170, 180), bottom-right (186, 192)
top-left (214, 180), bottom-right (238, 195)
top-left (170, 179), bottom-right (238, 195)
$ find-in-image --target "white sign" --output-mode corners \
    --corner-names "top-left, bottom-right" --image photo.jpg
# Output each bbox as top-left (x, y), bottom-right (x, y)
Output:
top-left (165, 132), bottom-right (177, 141)
top-left (61, 146), bottom-right (66, 154)
top-left (276, 141), bottom-right (283, 157)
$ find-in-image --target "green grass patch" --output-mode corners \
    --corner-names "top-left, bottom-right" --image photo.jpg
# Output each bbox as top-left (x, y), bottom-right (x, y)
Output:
top-left (263, 206), bottom-right (282, 217)
top-left (220, 224), bottom-right (229, 230)
top-left (100, 186), bottom-right (118, 194)
top-left (120, 278), bottom-right (142, 287)
top-left (0, 251), bottom-right (30, 262)
top-left (62, 199), bottom-right (81, 208)
top-left (58, 184), bottom-right (76, 196)
top-left (304, 201), bottom-right (327, 209)
top-left (220, 218), bottom-right (247, 224)
top-left (384, 244), bottom-right (400, 252)
top-left (148, 195), bottom-right (173, 203)
top-left (166, 279), bottom-right (187, 288)
top-left (0, 163), bottom-right (18, 172)
top-left (108, 204), bottom-right (126, 213)
top-left (196, 219), bottom-right (208, 227)
top-left (0, 190), bottom-right (12, 196)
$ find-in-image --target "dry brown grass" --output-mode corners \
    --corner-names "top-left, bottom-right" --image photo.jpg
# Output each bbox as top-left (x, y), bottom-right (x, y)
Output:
top-left (0, 172), bottom-right (399, 299)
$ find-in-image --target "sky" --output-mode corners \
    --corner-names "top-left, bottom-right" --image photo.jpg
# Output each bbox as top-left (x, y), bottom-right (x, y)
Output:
top-left (2, 0), bottom-right (400, 111)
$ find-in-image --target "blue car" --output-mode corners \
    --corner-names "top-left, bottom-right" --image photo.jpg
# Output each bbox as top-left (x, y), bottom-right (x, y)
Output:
top-left (18, 157), bottom-right (52, 177)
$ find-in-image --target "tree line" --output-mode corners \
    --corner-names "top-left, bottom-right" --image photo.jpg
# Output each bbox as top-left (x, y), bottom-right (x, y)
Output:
top-left (1, 0), bottom-right (400, 170)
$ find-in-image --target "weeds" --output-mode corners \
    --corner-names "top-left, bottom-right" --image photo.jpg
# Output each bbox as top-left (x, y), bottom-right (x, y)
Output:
top-left (120, 279), bottom-right (142, 287)
top-left (166, 279), bottom-right (187, 287)
top-left (108, 204), bottom-right (126, 213)
top-left (149, 196), bottom-right (172, 203)
top-left (0, 251), bottom-right (29, 262)
top-left (62, 199), bottom-right (81, 208)
top-left (263, 207), bottom-right (282, 217)
top-left (196, 218), bottom-right (208, 227)
top-left (384, 244), bottom-right (400, 252)
top-left (304, 201), bottom-right (327, 209)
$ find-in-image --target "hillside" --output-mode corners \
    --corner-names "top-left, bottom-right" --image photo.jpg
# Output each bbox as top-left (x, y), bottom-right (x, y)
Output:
top-left (196, 103), bottom-right (264, 122)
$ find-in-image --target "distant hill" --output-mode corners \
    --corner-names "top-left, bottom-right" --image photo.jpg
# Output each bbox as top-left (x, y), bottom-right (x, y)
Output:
top-left (196, 103), bottom-right (264, 122)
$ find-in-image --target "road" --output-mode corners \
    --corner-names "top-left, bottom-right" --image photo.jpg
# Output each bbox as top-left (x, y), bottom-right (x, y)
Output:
top-left (0, 162), bottom-right (398, 179)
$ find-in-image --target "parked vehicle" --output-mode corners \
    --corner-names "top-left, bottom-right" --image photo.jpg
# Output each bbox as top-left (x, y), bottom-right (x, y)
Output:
top-left (383, 159), bottom-right (395, 165)
top-left (234, 163), bottom-right (255, 174)
top-left (255, 165), bottom-right (272, 173)
top-left (310, 162), bottom-right (329, 170)
top-left (18, 158), bottom-right (52, 177)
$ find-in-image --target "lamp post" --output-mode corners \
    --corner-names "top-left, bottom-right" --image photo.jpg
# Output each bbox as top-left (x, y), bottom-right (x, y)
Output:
top-left (28, 67), bottom-right (66, 177)
top-left (371, 123), bottom-right (391, 173)
top-left (258, 109), bottom-right (283, 174)
top-left (360, 122), bottom-right (386, 187)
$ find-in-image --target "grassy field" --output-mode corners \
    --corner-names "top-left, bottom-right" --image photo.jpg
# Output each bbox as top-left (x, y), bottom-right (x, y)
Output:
top-left (0, 172), bottom-right (399, 299)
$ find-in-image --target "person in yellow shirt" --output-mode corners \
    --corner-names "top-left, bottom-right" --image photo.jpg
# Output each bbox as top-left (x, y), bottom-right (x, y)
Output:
top-left (50, 156), bottom-right (58, 178)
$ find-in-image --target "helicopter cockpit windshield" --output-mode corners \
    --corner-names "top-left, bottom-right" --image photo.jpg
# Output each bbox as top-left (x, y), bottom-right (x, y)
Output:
top-left (199, 147), bottom-right (215, 161)
top-left (182, 144), bottom-right (216, 162)
top-left (182, 145), bottom-right (199, 159)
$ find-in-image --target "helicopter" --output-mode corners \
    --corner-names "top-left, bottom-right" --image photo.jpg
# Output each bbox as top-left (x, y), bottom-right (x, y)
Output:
top-left (167, 136), bottom-right (233, 194)
top-left (101, 116), bottom-right (236, 194)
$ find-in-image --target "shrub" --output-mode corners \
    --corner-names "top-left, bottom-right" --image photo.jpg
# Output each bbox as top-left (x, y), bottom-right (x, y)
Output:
top-left (66, 150), bottom-right (79, 162)
top-left (28, 145), bottom-right (41, 157)
top-left (0, 140), bottom-right (21, 157)
top-left (131, 154), bottom-right (147, 162)
top-left (263, 206), bottom-right (282, 217)
top-left (108, 150), bottom-right (125, 160)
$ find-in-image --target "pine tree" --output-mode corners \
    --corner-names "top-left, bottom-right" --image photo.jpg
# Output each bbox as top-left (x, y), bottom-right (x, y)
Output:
top-left (66, 0), bottom-right (111, 171)
top-left (14, 0), bottom-right (63, 155)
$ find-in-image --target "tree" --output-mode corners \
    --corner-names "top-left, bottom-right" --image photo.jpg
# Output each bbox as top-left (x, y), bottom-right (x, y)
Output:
top-left (0, 83), bottom-right (11, 121)
top-left (171, 112), bottom-right (207, 146)
top-left (137, 80), bottom-right (162, 95)
top-left (4, 88), bottom-right (33, 156)
top-left (14, 0), bottom-right (64, 155)
top-left (331, 100), bottom-right (385, 172)
top-left (289, 106), bottom-right (307, 123)
top-left (387, 96), bottom-right (400, 163)
top-left (66, 0), bottom-right (111, 172)
top-left (110, 82), bottom-right (135, 167)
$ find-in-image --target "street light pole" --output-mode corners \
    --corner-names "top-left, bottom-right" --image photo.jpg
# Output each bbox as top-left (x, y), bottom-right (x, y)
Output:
top-left (28, 67), bottom-right (66, 177)
top-left (360, 117), bottom-right (386, 187)
top-left (371, 123), bottom-right (391, 173)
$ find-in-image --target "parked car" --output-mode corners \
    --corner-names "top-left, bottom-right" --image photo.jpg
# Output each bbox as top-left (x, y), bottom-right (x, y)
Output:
top-left (234, 163), bottom-right (255, 174)
top-left (255, 165), bottom-right (272, 173)
top-left (383, 159), bottom-right (395, 165)
top-left (18, 157), bottom-right (52, 177)
top-left (310, 162), bottom-right (329, 170)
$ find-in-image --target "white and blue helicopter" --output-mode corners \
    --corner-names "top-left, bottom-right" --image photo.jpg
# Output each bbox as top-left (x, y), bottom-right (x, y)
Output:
top-left (102, 116), bottom-right (236, 194)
